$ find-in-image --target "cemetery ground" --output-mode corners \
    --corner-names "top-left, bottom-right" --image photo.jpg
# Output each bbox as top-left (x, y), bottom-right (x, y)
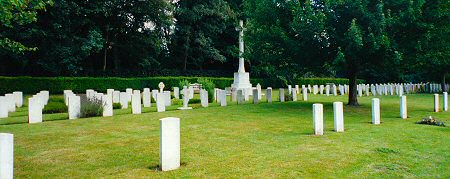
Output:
top-left (0, 92), bottom-right (448, 178)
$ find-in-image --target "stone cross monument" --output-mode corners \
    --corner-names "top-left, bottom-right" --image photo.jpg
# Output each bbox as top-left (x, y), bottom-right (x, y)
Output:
top-left (232, 20), bottom-right (252, 93)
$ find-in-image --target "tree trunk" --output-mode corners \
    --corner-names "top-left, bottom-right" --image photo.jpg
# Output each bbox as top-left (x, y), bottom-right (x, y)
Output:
top-left (103, 29), bottom-right (110, 71)
top-left (348, 72), bottom-right (359, 106)
top-left (442, 72), bottom-right (448, 92)
top-left (183, 36), bottom-right (189, 72)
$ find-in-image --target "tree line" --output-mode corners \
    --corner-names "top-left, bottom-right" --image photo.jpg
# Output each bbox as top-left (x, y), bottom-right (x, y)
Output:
top-left (1, 0), bottom-right (449, 104)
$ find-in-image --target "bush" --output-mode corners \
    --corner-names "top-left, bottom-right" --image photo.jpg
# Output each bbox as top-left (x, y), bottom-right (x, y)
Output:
top-left (0, 76), bottom-right (364, 95)
top-left (197, 78), bottom-right (215, 102)
top-left (113, 103), bottom-right (121, 109)
top-left (43, 96), bottom-right (68, 114)
top-left (188, 98), bottom-right (201, 104)
top-left (80, 98), bottom-right (103, 118)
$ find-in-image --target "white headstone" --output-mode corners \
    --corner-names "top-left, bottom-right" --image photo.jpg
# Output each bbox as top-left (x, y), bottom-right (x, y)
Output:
top-left (220, 90), bottom-right (227, 107)
top-left (200, 89), bottom-right (209, 107)
top-left (160, 117), bottom-right (180, 171)
top-left (113, 91), bottom-right (120, 103)
top-left (443, 92), bottom-right (448, 112)
top-left (333, 102), bottom-right (344, 132)
top-left (103, 94), bottom-right (113, 117)
top-left (325, 85), bottom-right (330, 96)
top-left (12, 92), bottom-right (23, 108)
top-left (288, 85), bottom-right (292, 94)
top-left (132, 90), bottom-right (142, 114)
top-left (173, 87), bottom-right (180, 99)
top-left (400, 95), bottom-right (407, 119)
top-left (125, 88), bottom-right (133, 102)
top-left (156, 93), bottom-right (166, 112)
top-left (302, 87), bottom-right (308, 101)
top-left (253, 89), bottom-right (259, 104)
top-left (0, 133), bottom-right (13, 179)
top-left (372, 98), bottom-right (380, 124)
top-left (0, 97), bottom-right (8, 118)
top-left (256, 84), bottom-right (262, 100)
top-left (63, 90), bottom-right (73, 106)
top-left (319, 85), bottom-right (324, 95)
top-left (40, 91), bottom-right (49, 105)
top-left (107, 89), bottom-right (114, 96)
top-left (189, 86), bottom-right (194, 99)
top-left (292, 88), bottom-right (297, 101)
top-left (237, 89), bottom-right (244, 105)
top-left (28, 97), bottom-right (43, 123)
top-left (313, 104), bottom-right (324, 135)
top-left (143, 88), bottom-right (151, 108)
top-left (279, 88), bottom-right (285, 102)
top-left (434, 94), bottom-right (439, 112)
top-left (178, 86), bottom-right (192, 110)
top-left (119, 92), bottom-right (128, 109)
top-left (68, 95), bottom-right (80, 120)
top-left (266, 88), bottom-right (272, 103)
top-left (164, 91), bottom-right (171, 106)
top-left (313, 85), bottom-right (318, 95)
top-left (152, 90), bottom-right (158, 100)
top-left (5, 94), bottom-right (15, 112)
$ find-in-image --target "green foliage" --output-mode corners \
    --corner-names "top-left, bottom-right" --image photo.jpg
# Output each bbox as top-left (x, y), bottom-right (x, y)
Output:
top-left (178, 79), bottom-right (191, 89)
top-left (43, 96), bottom-right (67, 114)
top-left (112, 103), bottom-right (121, 110)
top-left (188, 99), bottom-right (201, 104)
top-left (0, 0), bottom-right (53, 54)
top-left (197, 78), bottom-right (215, 101)
top-left (80, 99), bottom-right (103, 118)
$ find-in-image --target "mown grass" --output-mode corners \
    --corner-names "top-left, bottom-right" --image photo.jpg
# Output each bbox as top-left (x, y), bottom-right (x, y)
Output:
top-left (0, 92), bottom-right (448, 178)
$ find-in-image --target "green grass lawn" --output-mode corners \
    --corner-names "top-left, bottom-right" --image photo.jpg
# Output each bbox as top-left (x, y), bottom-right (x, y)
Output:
top-left (0, 92), bottom-right (449, 178)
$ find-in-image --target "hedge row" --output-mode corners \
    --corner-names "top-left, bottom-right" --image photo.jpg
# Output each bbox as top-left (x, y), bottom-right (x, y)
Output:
top-left (0, 76), bottom-right (360, 95)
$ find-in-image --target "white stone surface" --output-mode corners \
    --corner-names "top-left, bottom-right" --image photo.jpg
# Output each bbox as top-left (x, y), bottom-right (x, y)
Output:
top-left (266, 88), bottom-right (272, 103)
top-left (237, 89), bottom-right (244, 105)
top-left (143, 88), bottom-right (151, 108)
top-left (113, 91), bottom-right (120, 103)
top-left (160, 117), bottom-right (180, 171)
top-left (434, 94), bottom-right (439, 112)
top-left (152, 90), bottom-right (159, 100)
top-left (132, 90), bottom-right (142, 114)
top-left (5, 94), bottom-right (15, 112)
top-left (326, 85), bottom-right (330, 96)
top-left (302, 87), bottom-right (308, 101)
top-left (313, 85), bottom-right (318, 95)
top-left (220, 90), bottom-right (227, 107)
top-left (119, 92), bottom-right (128, 109)
top-left (400, 95), bottom-right (407, 119)
top-left (107, 89), bottom-right (114, 97)
top-left (178, 86), bottom-right (192, 110)
top-left (63, 90), bottom-right (73, 106)
top-left (279, 88), bottom-right (285, 102)
top-left (313, 104), bottom-right (324, 135)
top-left (103, 94), bottom-right (113, 117)
top-left (292, 88), bottom-right (297, 101)
top-left (0, 133), bottom-right (13, 179)
top-left (40, 91), bottom-right (49, 105)
top-left (288, 85), bottom-right (292, 94)
top-left (256, 84), bottom-right (262, 100)
top-left (126, 88), bottom-right (133, 102)
top-left (253, 89), bottom-right (259, 104)
top-left (372, 98), bottom-right (380, 124)
top-left (13, 92), bottom-right (23, 108)
top-left (444, 92), bottom-right (448, 112)
top-left (333, 102), bottom-right (344, 132)
top-left (157, 93), bottom-right (166, 112)
top-left (0, 97), bottom-right (8, 118)
top-left (200, 89), bottom-right (209, 107)
top-left (333, 85), bottom-right (337, 96)
top-left (173, 87), bottom-right (180, 99)
top-left (68, 95), bottom-right (80, 120)
top-left (28, 97), bottom-right (43, 123)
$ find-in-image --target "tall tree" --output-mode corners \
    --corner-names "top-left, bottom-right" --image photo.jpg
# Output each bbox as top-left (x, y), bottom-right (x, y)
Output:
top-left (0, 0), bottom-right (52, 54)
top-left (326, 0), bottom-right (397, 106)
top-left (170, 0), bottom-right (236, 72)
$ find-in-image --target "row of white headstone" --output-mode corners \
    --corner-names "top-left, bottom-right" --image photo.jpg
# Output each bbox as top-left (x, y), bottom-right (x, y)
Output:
top-left (28, 91), bottom-right (49, 123)
top-left (0, 92), bottom-right (23, 118)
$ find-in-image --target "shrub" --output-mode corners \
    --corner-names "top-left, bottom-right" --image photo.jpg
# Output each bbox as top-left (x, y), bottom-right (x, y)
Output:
top-left (188, 99), bottom-right (201, 104)
top-left (43, 96), bottom-right (68, 114)
top-left (80, 98), bottom-right (103, 118)
top-left (197, 78), bottom-right (215, 102)
top-left (178, 79), bottom-right (191, 89)
top-left (113, 103), bottom-right (121, 109)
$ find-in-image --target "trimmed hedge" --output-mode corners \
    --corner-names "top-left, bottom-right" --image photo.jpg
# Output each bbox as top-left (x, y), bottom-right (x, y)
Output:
top-left (0, 76), bottom-right (361, 94)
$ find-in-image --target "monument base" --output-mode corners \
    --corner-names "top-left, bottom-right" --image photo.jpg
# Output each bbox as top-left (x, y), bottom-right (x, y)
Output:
top-left (232, 72), bottom-right (252, 94)
top-left (177, 107), bottom-right (192, 110)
